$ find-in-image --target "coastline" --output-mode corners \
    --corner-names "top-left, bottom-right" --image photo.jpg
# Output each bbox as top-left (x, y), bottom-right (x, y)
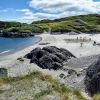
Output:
top-left (0, 36), bottom-right (42, 56)
top-left (1, 33), bottom-right (100, 77)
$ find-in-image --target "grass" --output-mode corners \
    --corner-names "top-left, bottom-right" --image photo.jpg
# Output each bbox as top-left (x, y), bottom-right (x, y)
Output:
top-left (0, 14), bottom-right (99, 34)
top-left (93, 94), bottom-right (100, 100)
top-left (0, 71), bottom-right (88, 100)
top-left (32, 14), bottom-right (100, 33)
top-left (73, 89), bottom-right (86, 100)
top-left (34, 88), bottom-right (52, 99)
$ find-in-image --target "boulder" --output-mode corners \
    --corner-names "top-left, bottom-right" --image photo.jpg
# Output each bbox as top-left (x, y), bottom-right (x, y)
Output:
top-left (17, 57), bottom-right (24, 62)
top-left (30, 49), bottom-right (49, 63)
top-left (48, 54), bottom-right (62, 64)
top-left (24, 53), bottom-right (33, 59)
top-left (68, 69), bottom-right (77, 75)
top-left (54, 62), bottom-right (62, 70)
top-left (86, 72), bottom-right (100, 95)
top-left (43, 46), bottom-right (60, 53)
top-left (60, 48), bottom-right (76, 58)
top-left (25, 46), bottom-right (75, 70)
top-left (39, 55), bottom-right (55, 69)
top-left (85, 58), bottom-right (100, 95)
top-left (54, 52), bottom-right (67, 61)
top-left (0, 68), bottom-right (7, 77)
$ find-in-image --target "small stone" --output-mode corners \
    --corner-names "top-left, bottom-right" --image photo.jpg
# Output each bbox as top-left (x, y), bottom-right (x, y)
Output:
top-left (59, 73), bottom-right (65, 78)
top-left (17, 57), bottom-right (24, 62)
top-left (0, 68), bottom-right (7, 77)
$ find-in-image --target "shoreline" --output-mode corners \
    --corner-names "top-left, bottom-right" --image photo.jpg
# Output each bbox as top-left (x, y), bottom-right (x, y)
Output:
top-left (0, 36), bottom-right (42, 57)
top-left (1, 33), bottom-right (100, 77)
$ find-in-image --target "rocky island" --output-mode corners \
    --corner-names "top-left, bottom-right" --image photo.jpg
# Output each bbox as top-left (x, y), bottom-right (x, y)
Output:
top-left (0, 31), bottom-right (34, 38)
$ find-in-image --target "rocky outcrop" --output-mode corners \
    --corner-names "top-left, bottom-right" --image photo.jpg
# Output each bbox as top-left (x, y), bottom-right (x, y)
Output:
top-left (85, 58), bottom-right (100, 96)
top-left (0, 68), bottom-right (7, 77)
top-left (25, 46), bottom-right (75, 70)
top-left (0, 31), bottom-right (34, 38)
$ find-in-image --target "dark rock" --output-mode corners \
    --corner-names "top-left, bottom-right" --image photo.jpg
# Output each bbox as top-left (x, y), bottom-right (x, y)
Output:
top-left (17, 57), bottom-right (24, 62)
top-left (0, 68), bottom-right (7, 77)
top-left (68, 69), bottom-right (77, 75)
top-left (24, 53), bottom-right (32, 59)
top-left (85, 59), bottom-right (100, 95)
top-left (30, 48), bottom-right (49, 63)
top-left (60, 48), bottom-right (76, 58)
top-left (31, 48), bottom-right (48, 59)
top-left (48, 54), bottom-right (62, 64)
top-left (0, 31), bottom-right (34, 38)
top-left (59, 73), bottom-right (65, 78)
top-left (54, 62), bottom-right (63, 70)
top-left (30, 47), bottom-right (41, 54)
top-left (86, 60), bottom-right (100, 79)
top-left (43, 46), bottom-right (60, 53)
top-left (25, 46), bottom-right (75, 70)
top-left (85, 72), bottom-right (100, 96)
top-left (39, 55), bottom-right (55, 69)
top-left (54, 52), bottom-right (67, 61)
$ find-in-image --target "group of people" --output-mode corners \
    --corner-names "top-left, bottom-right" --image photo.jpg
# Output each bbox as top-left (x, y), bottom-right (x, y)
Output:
top-left (76, 37), bottom-right (96, 47)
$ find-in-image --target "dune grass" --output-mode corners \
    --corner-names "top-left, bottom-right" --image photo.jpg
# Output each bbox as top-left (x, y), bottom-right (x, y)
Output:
top-left (0, 71), bottom-right (88, 100)
top-left (93, 94), bottom-right (100, 100)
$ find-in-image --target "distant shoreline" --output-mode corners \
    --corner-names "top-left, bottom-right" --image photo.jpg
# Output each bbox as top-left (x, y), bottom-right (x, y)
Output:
top-left (0, 36), bottom-right (42, 57)
top-left (0, 31), bottom-right (35, 38)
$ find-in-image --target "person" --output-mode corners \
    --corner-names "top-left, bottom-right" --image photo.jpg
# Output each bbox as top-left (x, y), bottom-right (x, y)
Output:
top-left (93, 41), bottom-right (96, 46)
top-left (80, 42), bottom-right (83, 47)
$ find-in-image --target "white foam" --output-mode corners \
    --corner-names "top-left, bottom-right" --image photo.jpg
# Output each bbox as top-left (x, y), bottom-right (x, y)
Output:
top-left (0, 50), bottom-right (11, 54)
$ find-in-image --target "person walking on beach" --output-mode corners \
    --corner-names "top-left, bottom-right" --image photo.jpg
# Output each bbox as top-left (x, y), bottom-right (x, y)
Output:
top-left (93, 41), bottom-right (96, 46)
top-left (80, 42), bottom-right (83, 47)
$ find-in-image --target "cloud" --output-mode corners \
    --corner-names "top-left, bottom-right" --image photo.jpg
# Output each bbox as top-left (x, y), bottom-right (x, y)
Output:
top-left (28, 0), bottom-right (100, 21)
top-left (2, 0), bottom-right (99, 23)
top-left (29, 0), bottom-right (100, 13)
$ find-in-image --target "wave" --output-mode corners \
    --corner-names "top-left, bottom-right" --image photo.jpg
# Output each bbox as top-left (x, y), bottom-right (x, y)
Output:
top-left (0, 50), bottom-right (11, 54)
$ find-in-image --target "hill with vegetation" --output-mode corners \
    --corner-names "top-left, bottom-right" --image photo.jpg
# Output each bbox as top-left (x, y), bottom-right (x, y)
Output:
top-left (0, 14), bottom-right (100, 37)
top-left (0, 21), bottom-right (42, 34)
top-left (0, 21), bottom-right (36, 37)
top-left (32, 14), bottom-right (100, 34)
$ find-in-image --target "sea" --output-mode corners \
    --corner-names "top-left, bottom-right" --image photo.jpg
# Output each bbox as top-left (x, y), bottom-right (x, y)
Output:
top-left (0, 36), bottom-right (41, 55)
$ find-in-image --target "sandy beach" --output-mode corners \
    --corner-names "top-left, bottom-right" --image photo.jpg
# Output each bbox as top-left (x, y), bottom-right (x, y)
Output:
top-left (0, 33), bottom-right (100, 96)
top-left (0, 33), bottom-right (100, 78)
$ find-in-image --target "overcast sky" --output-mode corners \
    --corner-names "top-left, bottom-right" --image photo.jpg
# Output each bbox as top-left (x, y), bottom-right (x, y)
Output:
top-left (0, 0), bottom-right (100, 23)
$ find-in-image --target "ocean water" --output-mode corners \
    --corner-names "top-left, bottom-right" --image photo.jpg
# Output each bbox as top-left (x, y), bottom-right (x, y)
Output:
top-left (0, 36), bottom-right (41, 55)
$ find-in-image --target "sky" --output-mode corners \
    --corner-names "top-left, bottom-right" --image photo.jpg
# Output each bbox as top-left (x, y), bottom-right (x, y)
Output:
top-left (0, 0), bottom-right (100, 23)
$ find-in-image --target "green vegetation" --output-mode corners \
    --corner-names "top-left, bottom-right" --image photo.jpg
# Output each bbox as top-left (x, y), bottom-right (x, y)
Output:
top-left (0, 71), bottom-right (88, 100)
top-left (0, 14), bottom-right (99, 34)
top-left (0, 21), bottom-right (42, 34)
top-left (93, 94), bottom-right (100, 100)
top-left (32, 14), bottom-right (100, 33)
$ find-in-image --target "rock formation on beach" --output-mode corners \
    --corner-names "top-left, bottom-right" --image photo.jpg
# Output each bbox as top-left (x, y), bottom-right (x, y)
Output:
top-left (85, 58), bottom-right (100, 96)
top-left (25, 46), bottom-right (76, 70)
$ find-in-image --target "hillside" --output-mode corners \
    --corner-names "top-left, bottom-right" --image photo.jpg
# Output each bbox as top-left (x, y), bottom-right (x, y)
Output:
top-left (32, 14), bottom-right (100, 33)
top-left (0, 14), bottom-right (100, 35)
top-left (0, 21), bottom-right (39, 37)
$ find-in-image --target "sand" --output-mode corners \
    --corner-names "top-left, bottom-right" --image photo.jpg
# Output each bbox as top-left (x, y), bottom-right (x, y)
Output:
top-left (0, 33), bottom-right (100, 78)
